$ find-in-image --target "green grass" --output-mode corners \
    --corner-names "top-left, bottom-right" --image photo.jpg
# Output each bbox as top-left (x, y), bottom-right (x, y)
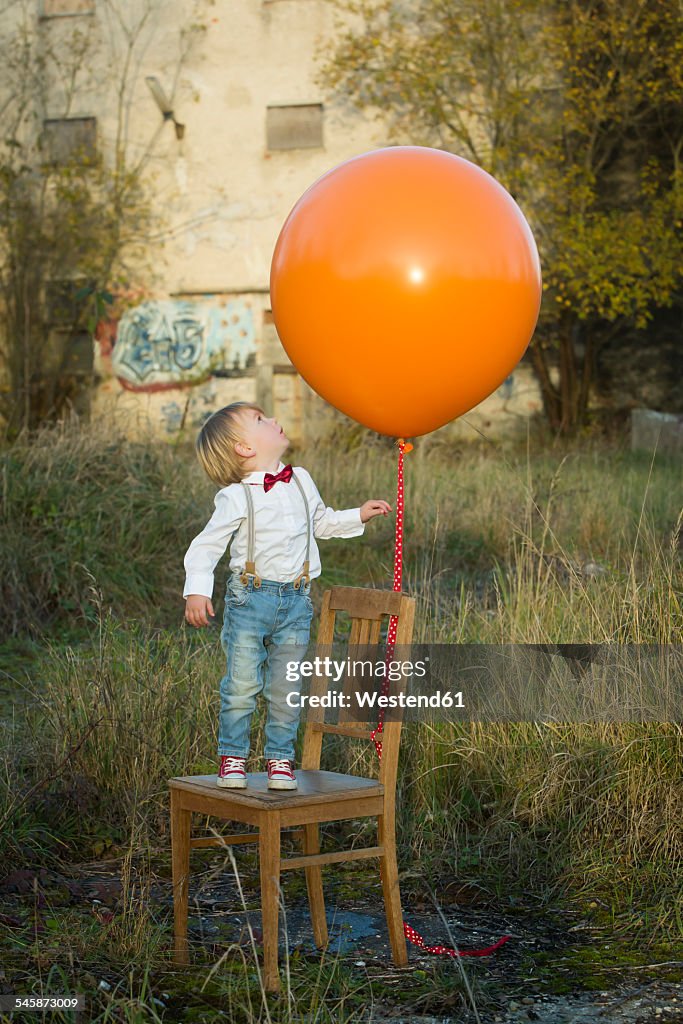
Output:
top-left (0, 417), bottom-right (681, 1019)
top-left (1, 417), bottom-right (680, 643)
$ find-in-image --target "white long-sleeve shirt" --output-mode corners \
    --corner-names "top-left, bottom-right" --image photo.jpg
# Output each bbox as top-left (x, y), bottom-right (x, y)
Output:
top-left (183, 463), bottom-right (365, 598)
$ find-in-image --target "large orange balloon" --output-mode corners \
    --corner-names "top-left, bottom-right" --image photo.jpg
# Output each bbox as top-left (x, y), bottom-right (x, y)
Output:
top-left (270, 146), bottom-right (541, 437)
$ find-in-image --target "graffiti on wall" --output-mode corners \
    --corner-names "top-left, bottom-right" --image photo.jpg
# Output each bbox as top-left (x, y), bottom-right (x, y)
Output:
top-left (160, 400), bottom-right (186, 433)
top-left (109, 299), bottom-right (256, 391)
top-left (158, 379), bottom-right (237, 435)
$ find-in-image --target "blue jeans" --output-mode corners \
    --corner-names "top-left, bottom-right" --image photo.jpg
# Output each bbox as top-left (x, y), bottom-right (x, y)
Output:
top-left (218, 571), bottom-right (314, 761)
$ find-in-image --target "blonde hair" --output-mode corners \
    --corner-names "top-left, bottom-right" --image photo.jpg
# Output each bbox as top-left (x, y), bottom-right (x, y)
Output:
top-left (195, 402), bottom-right (265, 487)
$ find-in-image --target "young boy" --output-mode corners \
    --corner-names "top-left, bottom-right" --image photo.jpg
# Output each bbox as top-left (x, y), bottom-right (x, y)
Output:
top-left (183, 402), bottom-right (391, 791)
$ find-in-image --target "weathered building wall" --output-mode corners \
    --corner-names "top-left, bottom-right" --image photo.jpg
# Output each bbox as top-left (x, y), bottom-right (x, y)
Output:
top-left (88, 0), bottom-right (394, 442)
top-left (5, 0), bottom-right (544, 442)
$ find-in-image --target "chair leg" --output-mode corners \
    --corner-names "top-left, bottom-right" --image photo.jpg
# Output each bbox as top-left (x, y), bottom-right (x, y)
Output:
top-left (170, 790), bottom-right (192, 964)
top-left (303, 823), bottom-right (328, 948)
top-left (259, 814), bottom-right (282, 993)
top-left (378, 813), bottom-right (408, 966)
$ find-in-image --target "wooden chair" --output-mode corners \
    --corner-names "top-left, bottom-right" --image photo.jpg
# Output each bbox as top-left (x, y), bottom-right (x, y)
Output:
top-left (169, 586), bottom-right (416, 992)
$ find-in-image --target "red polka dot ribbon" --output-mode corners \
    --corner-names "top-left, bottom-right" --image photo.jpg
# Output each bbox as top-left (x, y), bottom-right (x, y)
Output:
top-left (404, 923), bottom-right (512, 957)
top-left (369, 437), bottom-right (408, 760)
top-left (370, 438), bottom-right (512, 960)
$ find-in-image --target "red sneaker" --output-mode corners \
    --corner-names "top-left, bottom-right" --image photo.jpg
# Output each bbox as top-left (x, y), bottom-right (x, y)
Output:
top-left (217, 755), bottom-right (247, 788)
top-left (267, 758), bottom-right (297, 790)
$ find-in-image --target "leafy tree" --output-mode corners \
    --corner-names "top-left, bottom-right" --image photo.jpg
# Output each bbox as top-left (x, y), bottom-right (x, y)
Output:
top-left (319, 0), bottom-right (683, 432)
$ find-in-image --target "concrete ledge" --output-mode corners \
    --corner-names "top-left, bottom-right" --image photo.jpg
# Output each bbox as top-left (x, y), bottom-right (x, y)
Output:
top-left (631, 408), bottom-right (683, 453)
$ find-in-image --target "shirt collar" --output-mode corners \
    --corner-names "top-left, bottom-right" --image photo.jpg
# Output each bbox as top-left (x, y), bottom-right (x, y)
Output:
top-left (240, 461), bottom-right (287, 484)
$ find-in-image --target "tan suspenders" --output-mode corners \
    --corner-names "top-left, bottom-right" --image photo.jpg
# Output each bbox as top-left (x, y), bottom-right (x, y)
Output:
top-left (239, 471), bottom-right (311, 589)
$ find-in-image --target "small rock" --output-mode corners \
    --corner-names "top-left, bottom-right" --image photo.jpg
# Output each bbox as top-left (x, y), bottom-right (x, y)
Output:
top-left (509, 1000), bottom-right (520, 1011)
top-left (98, 980), bottom-right (111, 992)
top-left (583, 560), bottom-right (607, 577)
top-left (521, 997), bottom-right (535, 1005)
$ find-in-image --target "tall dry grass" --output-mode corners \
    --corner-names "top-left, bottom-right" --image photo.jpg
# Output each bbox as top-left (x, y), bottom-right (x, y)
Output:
top-left (2, 415), bottom-right (680, 643)
top-left (1, 416), bottom-right (681, 948)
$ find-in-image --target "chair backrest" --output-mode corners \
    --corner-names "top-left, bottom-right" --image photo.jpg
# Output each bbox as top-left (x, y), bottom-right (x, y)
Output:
top-left (300, 587), bottom-right (416, 791)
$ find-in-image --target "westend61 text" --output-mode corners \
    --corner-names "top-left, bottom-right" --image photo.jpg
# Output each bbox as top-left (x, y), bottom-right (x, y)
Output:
top-left (285, 690), bottom-right (464, 709)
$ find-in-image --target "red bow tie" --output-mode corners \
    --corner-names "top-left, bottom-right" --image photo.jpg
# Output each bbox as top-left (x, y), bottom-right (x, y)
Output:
top-left (263, 464), bottom-right (293, 492)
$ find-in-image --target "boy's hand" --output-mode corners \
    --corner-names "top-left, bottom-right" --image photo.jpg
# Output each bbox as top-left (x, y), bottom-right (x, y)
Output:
top-left (360, 499), bottom-right (392, 523)
top-left (185, 595), bottom-right (215, 627)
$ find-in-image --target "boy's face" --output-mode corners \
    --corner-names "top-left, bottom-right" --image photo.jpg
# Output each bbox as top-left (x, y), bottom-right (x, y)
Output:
top-left (235, 408), bottom-right (289, 465)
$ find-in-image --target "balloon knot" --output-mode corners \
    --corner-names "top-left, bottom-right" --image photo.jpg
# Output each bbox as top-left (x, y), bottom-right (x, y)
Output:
top-left (396, 438), bottom-right (413, 452)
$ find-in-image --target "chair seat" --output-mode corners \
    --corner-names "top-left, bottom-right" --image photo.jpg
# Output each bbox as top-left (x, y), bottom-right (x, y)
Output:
top-left (169, 769), bottom-right (384, 808)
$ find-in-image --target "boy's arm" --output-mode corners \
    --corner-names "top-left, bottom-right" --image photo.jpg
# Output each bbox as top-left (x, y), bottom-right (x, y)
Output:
top-left (299, 470), bottom-right (365, 540)
top-left (183, 488), bottom-right (244, 599)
